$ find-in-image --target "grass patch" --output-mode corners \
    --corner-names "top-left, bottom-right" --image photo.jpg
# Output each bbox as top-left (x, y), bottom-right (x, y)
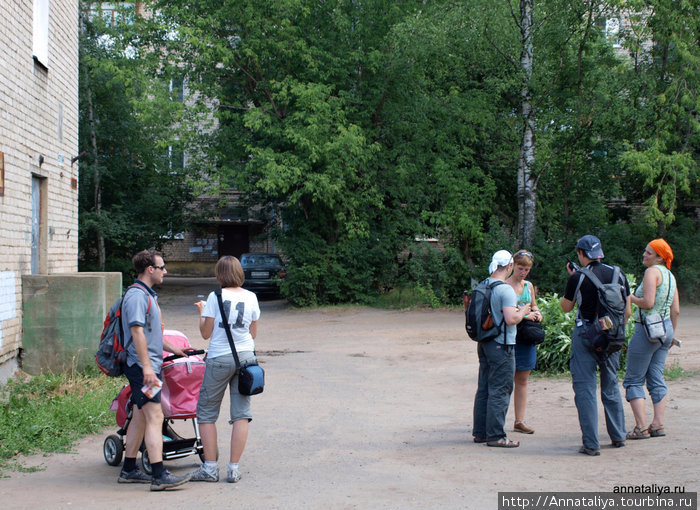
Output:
top-left (0, 366), bottom-right (123, 473)
top-left (664, 359), bottom-right (694, 380)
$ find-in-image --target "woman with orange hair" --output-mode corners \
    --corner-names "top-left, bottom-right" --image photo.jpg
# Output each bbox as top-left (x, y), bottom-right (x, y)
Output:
top-left (623, 239), bottom-right (680, 439)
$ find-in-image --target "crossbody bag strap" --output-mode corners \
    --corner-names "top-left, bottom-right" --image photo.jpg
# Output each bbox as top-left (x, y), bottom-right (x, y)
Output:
top-left (659, 267), bottom-right (672, 319)
top-left (216, 289), bottom-right (241, 369)
top-left (573, 272), bottom-right (585, 322)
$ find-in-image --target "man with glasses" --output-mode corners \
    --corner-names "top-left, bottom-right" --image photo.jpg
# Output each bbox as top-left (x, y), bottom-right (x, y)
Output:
top-left (118, 249), bottom-right (191, 490)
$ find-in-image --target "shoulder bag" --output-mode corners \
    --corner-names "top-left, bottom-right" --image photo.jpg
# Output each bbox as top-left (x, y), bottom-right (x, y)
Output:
top-left (642, 275), bottom-right (671, 344)
top-left (516, 319), bottom-right (545, 345)
top-left (215, 290), bottom-right (265, 395)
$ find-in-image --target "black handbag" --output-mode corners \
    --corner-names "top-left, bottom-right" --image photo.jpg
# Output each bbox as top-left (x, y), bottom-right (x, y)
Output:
top-left (215, 290), bottom-right (265, 396)
top-left (516, 319), bottom-right (545, 345)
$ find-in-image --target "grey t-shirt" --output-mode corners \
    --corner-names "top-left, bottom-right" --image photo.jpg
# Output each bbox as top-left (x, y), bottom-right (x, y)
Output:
top-left (121, 280), bottom-right (163, 372)
top-left (487, 277), bottom-right (518, 345)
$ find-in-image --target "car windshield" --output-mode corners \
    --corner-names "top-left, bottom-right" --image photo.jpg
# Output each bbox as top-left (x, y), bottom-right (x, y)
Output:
top-left (241, 254), bottom-right (282, 266)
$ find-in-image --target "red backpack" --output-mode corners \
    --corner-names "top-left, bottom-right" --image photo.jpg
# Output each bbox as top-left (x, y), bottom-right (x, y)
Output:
top-left (95, 283), bottom-right (150, 376)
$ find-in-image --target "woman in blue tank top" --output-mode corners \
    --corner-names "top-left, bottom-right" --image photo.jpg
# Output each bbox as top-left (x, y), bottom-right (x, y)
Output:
top-left (506, 250), bottom-right (543, 435)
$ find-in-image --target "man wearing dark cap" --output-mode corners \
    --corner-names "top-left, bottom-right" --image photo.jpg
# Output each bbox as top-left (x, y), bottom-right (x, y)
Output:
top-left (560, 235), bottom-right (631, 456)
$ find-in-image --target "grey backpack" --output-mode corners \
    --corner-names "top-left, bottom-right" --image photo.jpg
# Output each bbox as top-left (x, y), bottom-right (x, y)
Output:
top-left (580, 266), bottom-right (627, 354)
top-left (465, 279), bottom-right (506, 342)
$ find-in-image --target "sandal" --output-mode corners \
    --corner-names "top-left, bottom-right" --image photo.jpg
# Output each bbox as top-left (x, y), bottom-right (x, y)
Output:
top-left (514, 421), bottom-right (534, 434)
top-left (486, 438), bottom-right (520, 448)
top-left (648, 425), bottom-right (666, 437)
top-left (626, 426), bottom-right (650, 440)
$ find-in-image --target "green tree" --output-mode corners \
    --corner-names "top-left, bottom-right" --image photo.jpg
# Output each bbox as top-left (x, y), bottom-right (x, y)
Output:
top-left (78, 2), bottom-right (202, 271)
top-left (149, 0), bottom-right (429, 304)
top-left (142, 0), bottom-right (700, 303)
top-left (384, 2), bottom-right (515, 265)
top-left (615, 0), bottom-right (699, 231)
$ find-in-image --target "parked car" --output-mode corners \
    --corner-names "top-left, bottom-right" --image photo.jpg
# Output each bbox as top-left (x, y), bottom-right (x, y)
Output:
top-left (240, 253), bottom-right (287, 296)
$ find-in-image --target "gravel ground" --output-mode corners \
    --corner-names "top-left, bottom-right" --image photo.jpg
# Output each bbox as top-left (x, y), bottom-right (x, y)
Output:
top-left (2, 277), bottom-right (698, 509)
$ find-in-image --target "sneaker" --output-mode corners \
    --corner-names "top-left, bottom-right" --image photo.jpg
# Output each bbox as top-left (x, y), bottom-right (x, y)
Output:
top-left (578, 446), bottom-right (600, 456)
top-left (118, 468), bottom-right (151, 484)
top-left (611, 440), bottom-right (626, 448)
top-left (227, 467), bottom-right (242, 483)
top-left (189, 464), bottom-right (219, 482)
top-left (150, 470), bottom-right (192, 491)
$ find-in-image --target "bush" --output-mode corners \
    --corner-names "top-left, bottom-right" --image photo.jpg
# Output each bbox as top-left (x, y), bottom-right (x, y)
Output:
top-left (535, 291), bottom-right (637, 374)
top-left (536, 294), bottom-right (575, 374)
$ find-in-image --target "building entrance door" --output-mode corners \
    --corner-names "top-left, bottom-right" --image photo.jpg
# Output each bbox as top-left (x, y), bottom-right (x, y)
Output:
top-left (217, 225), bottom-right (249, 259)
top-left (31, 176), bottom-right (45, 274)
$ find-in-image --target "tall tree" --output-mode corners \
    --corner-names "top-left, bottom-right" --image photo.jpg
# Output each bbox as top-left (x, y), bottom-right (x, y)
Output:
top-left (78, 2), bottom-right (201, 270)
top-left (616, 0), bottom-right (699, 231)
top-left (149, 0), bottom-right (428, 304)
top-left (517, 0), bottom-right (537, 248)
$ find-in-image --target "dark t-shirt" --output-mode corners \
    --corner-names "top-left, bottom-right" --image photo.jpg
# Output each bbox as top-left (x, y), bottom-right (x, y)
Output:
top-left (563, 261), bottom-right (630, 321)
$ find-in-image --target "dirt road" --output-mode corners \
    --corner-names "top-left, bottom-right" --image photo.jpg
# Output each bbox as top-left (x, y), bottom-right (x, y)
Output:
top-left (1, 277), bottom-right (698, 509)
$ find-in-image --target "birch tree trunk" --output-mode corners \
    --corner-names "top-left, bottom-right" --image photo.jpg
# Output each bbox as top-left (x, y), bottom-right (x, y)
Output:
top-left (517, 0), bottom-right (537, 248)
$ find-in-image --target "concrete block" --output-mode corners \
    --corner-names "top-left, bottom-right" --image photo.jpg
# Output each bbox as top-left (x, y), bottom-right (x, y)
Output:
top-left (21, 272), bottom-right (122, 374)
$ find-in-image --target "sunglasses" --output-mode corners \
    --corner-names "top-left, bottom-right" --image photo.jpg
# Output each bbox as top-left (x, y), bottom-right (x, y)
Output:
top-left (516, 251), bottom-right (533, 258)
top-left (152, 264), bottom-right (166, 270)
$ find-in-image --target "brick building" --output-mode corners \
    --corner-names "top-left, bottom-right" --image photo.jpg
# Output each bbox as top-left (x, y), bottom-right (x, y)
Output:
top-left (161, 190), bottom-right (279, 276)
top-left (0, 0), bottom-right (80, 380)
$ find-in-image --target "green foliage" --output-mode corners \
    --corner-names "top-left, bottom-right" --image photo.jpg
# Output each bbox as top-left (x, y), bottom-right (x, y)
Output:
top-left (373, 283), bottom-right (442, 309)
top-left (0, 368), bottom-right (123, 472)
top-left (535, 294), bottom-right (575, 374)
top-left (534, 289), bottom-right (638, 374)
top-left (666, 216), bottom-right (700, 302)
top-left (137, 0), bottom-right (699, 304)
top-left (664, 359), bottom-right (692, 381)
top-left (78, 2), bottom-right (205, 269)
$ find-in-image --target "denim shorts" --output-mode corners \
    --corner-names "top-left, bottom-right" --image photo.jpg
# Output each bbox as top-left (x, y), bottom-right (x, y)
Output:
top-left (515, 343), bottom-right (537, 371)
top-left (197, 352), bottom-right (255, 424)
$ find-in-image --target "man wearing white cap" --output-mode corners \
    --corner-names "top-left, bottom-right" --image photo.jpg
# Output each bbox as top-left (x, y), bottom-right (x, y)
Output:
top-left (561, 235), bottom-right (631, 456)
top-left (473, 250), bottom-right (532, 448)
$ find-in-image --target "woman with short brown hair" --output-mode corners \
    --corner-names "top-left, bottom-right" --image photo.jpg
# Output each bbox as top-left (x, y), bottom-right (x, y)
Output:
top-left (506, 249), bottom-right (543, 435)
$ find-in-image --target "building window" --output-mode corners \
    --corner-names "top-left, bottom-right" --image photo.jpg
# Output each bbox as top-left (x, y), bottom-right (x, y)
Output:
top-left (86, 3), bottom-right (138, 26)
top-left (170, 77), bottom-right (184, 102)
top-left (32, 0), bottom-right (50, 68)
top-left (605, 18), bottom-right (621, 49)
top-left (168, 146), bottom-right (185, 172)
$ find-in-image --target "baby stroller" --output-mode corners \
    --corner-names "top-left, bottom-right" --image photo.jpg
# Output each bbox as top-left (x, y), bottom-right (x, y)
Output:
top-left (103, 330), bottom-right (206, 474)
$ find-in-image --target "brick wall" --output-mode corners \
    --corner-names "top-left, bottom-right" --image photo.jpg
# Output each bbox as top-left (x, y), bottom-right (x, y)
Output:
top-left (0, 0), bottom-right (79, 370)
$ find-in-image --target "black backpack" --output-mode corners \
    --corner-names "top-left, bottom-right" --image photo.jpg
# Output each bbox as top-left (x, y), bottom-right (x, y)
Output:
top-left (579, 266), bottom-right (627, 354)
top-left (95, 283), bottom-right (151, 376)
top-left (465, 279), bottom-right (506, 342)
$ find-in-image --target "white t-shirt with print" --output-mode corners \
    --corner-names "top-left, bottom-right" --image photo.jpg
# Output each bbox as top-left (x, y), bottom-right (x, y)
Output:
top-left (202, 288), bottom-right (260, 358)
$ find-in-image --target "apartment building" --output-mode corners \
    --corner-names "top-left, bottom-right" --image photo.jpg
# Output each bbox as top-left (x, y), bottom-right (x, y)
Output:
top-left (0, 0), bottom-right (80, 380)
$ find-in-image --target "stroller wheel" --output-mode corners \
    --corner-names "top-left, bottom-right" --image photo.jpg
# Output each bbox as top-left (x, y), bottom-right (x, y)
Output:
top-left (103, 435), bottom-right (124, 466)
top-left (141, 448), bottom-right (152, 475)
